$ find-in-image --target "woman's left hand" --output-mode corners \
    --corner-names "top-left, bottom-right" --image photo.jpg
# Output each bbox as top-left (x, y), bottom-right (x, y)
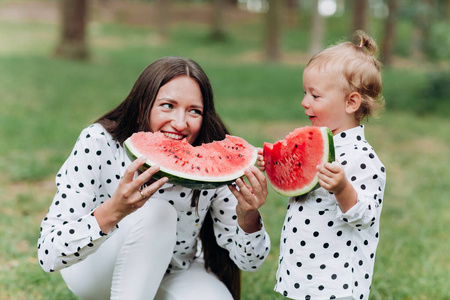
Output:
top-left (228, 165), bottom-right (268, 233)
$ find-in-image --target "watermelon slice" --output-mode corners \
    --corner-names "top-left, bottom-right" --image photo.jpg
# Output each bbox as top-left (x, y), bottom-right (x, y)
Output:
top-left (263, 126), bottom-right (335, 197)
top-left (124, 132), bottom-right (258, 189)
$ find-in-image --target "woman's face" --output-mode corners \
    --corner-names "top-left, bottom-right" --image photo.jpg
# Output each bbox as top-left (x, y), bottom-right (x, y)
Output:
top-left (149, 75), bottom-right (204, 144)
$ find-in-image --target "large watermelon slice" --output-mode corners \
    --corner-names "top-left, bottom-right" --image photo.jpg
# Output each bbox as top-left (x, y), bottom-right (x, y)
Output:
top-left (124, 132), bottom-right (258, 189)
top-left (263, 126), bottom-right (335, 197)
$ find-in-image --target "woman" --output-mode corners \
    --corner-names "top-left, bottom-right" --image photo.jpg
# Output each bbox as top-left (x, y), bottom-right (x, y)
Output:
top-left (38, 56), bottom-right (271, 299)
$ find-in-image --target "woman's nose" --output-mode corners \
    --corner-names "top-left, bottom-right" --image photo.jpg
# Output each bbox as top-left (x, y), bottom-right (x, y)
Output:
top-left (171, 113), bottom-right (187, 131)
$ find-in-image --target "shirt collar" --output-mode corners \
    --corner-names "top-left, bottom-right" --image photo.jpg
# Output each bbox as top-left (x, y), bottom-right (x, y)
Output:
top-left (333, 125), bottom-right (365, 147)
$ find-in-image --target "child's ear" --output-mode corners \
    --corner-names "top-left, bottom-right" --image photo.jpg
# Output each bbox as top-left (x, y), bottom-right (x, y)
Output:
top-left (345, 92), bottom-right (361, 114)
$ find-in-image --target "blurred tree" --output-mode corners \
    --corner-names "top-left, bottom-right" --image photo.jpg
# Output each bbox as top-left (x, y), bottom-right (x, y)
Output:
top-left (352, 0), bottom-right (368, 34)
top-left (265, 0), bottom-right (282, 61)
top-left (446, 0), bottom-right (450, 19)
top-left (54, 0), bottom-right (89, 60)
top-left (156, 0), bottom-right (170, 41)
top-left (410, 0), bottom-right (431, 61)
top-left (381, 0), bottom-right (399, 66)
top-left (211, 0), bottom-right (226, 41)
top-left (286, 0), bottom-right (300, 28)
top-left (226, 0), bottom-right (238, 6)
top-left (309, 0), bottom-right (324, 56)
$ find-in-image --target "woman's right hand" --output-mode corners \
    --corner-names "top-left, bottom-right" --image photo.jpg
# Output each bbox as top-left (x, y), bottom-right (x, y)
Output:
top-left (93, 156), bottom-right (169, 233)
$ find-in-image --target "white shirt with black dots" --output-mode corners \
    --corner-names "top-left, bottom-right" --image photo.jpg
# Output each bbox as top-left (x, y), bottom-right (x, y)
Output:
top-left (275, 125), bottom-right (386, 300)
top-left (37, 123), bottom-right (271, 274)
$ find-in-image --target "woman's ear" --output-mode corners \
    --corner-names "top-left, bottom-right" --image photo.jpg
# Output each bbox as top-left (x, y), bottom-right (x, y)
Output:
top-left (345, 92), bottom-right (361, 114)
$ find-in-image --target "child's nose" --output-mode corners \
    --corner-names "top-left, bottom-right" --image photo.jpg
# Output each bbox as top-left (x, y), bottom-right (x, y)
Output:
top-left (301, 97), bottom-right (309, 108)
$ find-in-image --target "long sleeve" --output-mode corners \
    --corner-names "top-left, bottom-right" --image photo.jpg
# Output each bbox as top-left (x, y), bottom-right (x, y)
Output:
top-left (334, 127), bottom-right (386, 230)
top-left (210, 186), bottom-right (271, 272)
top-left (37, 124), bottom-right (123, 272)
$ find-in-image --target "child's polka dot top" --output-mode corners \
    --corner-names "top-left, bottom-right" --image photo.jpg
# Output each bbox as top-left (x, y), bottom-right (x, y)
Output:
top-left (275, 125), bottom-right (386, 300)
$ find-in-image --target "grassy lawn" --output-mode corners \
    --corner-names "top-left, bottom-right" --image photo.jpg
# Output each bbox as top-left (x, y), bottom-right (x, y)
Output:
top-left (1, 3), bottom-right (449, 299)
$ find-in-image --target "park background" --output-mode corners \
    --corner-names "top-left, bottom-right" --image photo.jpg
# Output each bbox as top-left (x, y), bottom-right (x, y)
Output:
top-left (0, 0), bottom-right (449, 299)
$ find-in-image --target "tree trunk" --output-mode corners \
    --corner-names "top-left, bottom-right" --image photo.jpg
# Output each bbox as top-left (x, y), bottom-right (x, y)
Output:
top-left (226, 0), bottom-right (237, 6)
top-left (54, 0), bottom-right (89, 60)
top-left (352, 0), bottom-right (368, 33)
top-left (211, 0), bottom-right (226, 41)
top-left (285, 0), bottom-right (300, 28)
top-left (265, 0), bottom-right (282, 62)
top-left (411, 0), bottom-right (431, 61)
top-left (446, 0), bottom-right (450, 19)
top-left (156, 0), bottom-right (170, 41)
top-left (309, 0), bottom-right (324, 56)
top-left (381, 0), bottom-right (398, 66)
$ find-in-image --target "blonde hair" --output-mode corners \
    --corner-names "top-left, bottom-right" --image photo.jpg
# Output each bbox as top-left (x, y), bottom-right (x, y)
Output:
top-left (305, 30), bottom-right (384, 121)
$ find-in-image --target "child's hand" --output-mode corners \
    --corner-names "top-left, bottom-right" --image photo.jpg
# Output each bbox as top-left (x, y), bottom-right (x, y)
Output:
top-left (317, 161), bottom-right (357, 212)
top-left (256, 148), bottom-right (265, 172)
top-left (316, 161), bottom-right (347, 194)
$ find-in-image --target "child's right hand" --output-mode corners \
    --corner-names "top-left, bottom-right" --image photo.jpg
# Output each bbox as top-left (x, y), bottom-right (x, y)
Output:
top-left (256, 148), bottom-right (265, 172)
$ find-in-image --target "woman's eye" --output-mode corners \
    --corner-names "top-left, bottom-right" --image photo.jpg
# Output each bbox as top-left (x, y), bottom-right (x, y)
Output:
top-left (190, 109), bottom-right (203, 116)
top-left (162, 103), bottom-right (173, 109)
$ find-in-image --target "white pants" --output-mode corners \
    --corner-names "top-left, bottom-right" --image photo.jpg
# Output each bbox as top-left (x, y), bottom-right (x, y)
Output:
top-left (60, 199), bottom-right (232, 300)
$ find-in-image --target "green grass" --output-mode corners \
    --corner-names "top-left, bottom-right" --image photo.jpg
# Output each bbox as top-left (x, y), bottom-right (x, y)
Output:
top-left (1, 7), bottom-right (449, 300)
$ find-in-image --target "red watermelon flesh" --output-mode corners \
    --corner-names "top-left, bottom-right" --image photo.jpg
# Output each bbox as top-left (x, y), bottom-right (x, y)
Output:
top-left (263, 126), bottom-right (335, 197)
top-left (124, 132), bottom-right (258, 189)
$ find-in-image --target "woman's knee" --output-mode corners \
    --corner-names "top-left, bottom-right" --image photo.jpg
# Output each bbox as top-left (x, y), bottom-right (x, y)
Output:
top-left (125, 198), bottom-right (177, 245)
top-left (155, 259), bottom-right (233, 300)
top-left (143, 198), bottom-right (177, 227)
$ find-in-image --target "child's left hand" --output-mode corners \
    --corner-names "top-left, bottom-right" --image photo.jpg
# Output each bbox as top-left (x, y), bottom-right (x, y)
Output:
top-left (316, 161), bottom-right (347, 194)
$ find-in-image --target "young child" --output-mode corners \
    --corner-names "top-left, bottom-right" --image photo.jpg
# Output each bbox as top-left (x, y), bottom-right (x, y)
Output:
top-left (261, 31), bottom-right (386, 300)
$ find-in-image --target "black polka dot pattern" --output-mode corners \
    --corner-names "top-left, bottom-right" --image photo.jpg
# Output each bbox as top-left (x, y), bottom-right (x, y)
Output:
top-left (274, 125), bottom-right (386, 300)
top-left (37, 124), bottom-right (271, 274)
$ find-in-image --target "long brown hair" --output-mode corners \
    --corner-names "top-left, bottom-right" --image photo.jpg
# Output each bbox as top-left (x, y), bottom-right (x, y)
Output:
top-left (96, 56), bottom-right (241, 298)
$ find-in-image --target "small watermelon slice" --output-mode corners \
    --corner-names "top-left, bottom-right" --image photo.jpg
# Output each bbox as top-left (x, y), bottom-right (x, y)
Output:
top-left (263, 126), bottom-right (335, 197)
top-left (124, 132), bottom-right (258, 189)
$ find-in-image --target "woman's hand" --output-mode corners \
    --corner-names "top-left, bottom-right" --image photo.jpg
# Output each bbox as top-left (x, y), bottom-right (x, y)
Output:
top-left (94, 156), bottom-right (168, 233)
top-left (228, 165), bottom-right (268, 233)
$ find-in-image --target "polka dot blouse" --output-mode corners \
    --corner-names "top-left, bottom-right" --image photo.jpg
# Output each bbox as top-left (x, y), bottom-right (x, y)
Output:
top-left (37, 124), bottom-right (271, 274)
top-left (275, 125), bottom-right (386, 300)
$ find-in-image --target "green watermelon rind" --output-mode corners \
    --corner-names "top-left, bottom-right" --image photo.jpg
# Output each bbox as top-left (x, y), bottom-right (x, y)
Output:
top-left (124, 137), bottom-right (258, 190)
top-left (269, 127), bottom-right (335, 197)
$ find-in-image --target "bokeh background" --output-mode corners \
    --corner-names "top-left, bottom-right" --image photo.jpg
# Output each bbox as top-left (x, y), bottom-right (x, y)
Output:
top-left (0, 0), bottom-right (449, 299)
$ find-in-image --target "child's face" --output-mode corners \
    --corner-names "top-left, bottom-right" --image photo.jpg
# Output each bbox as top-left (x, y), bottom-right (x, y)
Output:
top-left (149, 75), bottom-right (204, 144)
top-left (302, 67), bottom-right (357, 135)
